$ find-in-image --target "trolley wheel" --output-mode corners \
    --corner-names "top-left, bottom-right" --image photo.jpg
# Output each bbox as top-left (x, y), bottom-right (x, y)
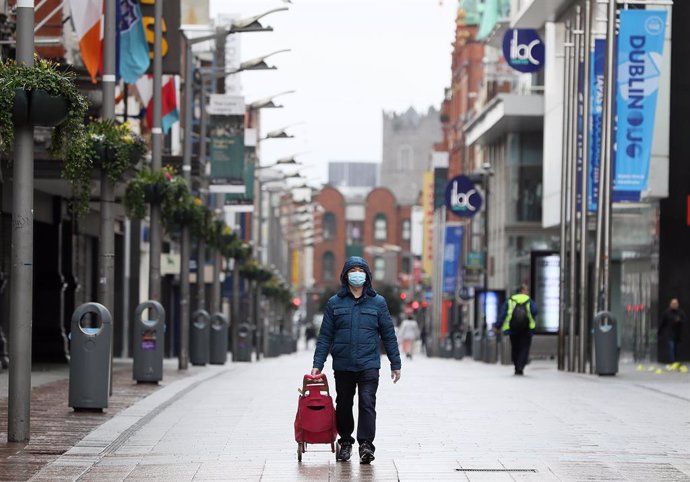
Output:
top-left (297, 443), bottom-right (303, 462)
top-left (334, 442), bottom-right (340, 460)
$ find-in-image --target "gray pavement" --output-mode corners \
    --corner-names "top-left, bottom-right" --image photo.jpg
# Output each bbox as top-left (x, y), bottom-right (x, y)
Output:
top-left (28, 350), bottom-right (690, 481)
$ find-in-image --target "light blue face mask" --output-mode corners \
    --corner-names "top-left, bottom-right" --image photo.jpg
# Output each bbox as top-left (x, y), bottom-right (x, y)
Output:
top-left (347, 271), bottom-right (366, 288)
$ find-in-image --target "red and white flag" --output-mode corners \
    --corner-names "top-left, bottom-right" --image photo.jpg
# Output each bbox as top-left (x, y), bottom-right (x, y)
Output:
top-left (135, 75), bottom-right (180, 134)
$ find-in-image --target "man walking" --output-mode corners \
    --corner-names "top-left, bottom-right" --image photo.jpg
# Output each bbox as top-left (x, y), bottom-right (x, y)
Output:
top-left (311, 256), bottom-right (401, 464)
top-left (496, 284), bottom-right (538, 375)
top-left (659, 298), bottom-right (686, 365)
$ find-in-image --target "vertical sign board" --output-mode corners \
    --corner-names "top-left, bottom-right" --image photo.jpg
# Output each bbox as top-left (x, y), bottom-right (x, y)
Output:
top-left (530, 251), bottom-right (560, 333)
top-left (613, 9), bottom-right (667, 201)
top-left (588, 39), bottom-right (605, 212)
top-left (442, 225), bottom-right (464, 295)
top-left (422, 172), bottom-right (435, 277)
top-left (208, 95), bottom-right (246, 193)
top-left (140, 0), bottom-right (181, 75)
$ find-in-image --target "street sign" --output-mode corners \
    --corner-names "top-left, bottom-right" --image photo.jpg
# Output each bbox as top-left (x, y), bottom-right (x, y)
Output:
top-left (208, 94), bottom-right (246, 116)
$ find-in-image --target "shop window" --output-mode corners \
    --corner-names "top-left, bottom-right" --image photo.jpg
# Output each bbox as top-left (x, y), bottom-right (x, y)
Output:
top-left (401, 219), bottom-right (411, 241)
top-left (374, 214), bottom-right (387, 241)
top-left (374, 256), bottom-right (385, 281)
top-left (323, 251), bottom-right (335, 280)
top-left (323, 212), bottom-right (336, 240)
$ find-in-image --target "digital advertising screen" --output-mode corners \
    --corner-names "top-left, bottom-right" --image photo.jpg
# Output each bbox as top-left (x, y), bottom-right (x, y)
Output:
top-left (530, 251), bottom-right (560, 333)
top-left (474, 290), bottom-right (506, 331)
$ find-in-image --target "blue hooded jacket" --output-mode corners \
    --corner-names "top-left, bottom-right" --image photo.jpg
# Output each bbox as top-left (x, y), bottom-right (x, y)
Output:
top-left (313, 256), bottom-right (402, 372)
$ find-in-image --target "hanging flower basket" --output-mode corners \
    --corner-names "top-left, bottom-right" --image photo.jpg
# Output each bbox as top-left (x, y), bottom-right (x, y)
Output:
top-left (28, 89), bottom-right (69, 127)
top-left (12, 88), bottom-right (29, 126)
top-left (0, 57), bottom-right (88, 155)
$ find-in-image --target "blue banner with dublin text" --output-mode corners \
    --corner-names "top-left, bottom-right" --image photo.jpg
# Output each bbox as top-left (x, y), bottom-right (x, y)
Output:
top-left (588, 39), bottom-right (605, 213)
top-left (614, 9), bottom-right (666, 200)
top-left (442, 225), bottom-right (464, 295)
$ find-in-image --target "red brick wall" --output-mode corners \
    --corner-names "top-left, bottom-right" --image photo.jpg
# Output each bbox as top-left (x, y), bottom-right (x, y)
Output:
top-left (314, 187), bottom-right (346, 290)
top-left (364, 187), bottom-right (399, 275)
top-left (8, 0), bottom-right (66, 59)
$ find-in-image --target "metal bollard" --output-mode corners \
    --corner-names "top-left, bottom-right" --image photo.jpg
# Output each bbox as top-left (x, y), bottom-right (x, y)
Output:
top-left (236, 323), bottom-right (252, 362)
top-left (593, 311), bottom-right (619, 376)
top-left (69, 303), bottom-right (112, 411)
top-left (472, 330), bottom-right (483, 361)
top-left (133, 300), bottom-right (166, 383)
top-left (500, 334), bottom-right (512, 365)
top-left (190, 309), bottom-right (210, 366)
top-left (209, 312), bottom-right (229, 365)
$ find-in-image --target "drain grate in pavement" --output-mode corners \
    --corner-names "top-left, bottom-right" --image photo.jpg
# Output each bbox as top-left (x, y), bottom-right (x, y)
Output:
top-left (26, 449), bottom-right (67, 456)
top-left (455, 468), bottom-right (537, 473)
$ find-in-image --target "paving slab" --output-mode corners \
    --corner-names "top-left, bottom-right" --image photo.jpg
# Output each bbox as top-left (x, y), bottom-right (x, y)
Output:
top-left (4, 349), bottom-right (690, 481)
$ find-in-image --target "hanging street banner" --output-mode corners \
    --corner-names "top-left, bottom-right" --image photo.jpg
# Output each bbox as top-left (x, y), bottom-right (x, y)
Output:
top-left (588, 38), bottom-right (605, 213)
top-left (442, 225), bottom-right (464, 295)
top-left (445, 175), bottom-right (483, 218)
top-left (502, 29), bottom-right (545, 73)
top-left (614, 9), bottom-right (667, 200)
top-left (209, 115), bottom-right (245, 193)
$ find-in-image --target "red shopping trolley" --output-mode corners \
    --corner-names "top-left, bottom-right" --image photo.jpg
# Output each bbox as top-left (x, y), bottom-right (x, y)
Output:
top-left (294, 373), bottom-right (338, 461)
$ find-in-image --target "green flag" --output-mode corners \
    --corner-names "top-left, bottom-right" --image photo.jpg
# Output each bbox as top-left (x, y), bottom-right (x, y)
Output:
top-left (476, 0), bottom-right (499, 40)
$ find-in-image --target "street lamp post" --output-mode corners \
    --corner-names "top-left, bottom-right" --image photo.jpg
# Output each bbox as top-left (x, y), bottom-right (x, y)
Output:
top-left (180, 17), bottom-right (288, 369)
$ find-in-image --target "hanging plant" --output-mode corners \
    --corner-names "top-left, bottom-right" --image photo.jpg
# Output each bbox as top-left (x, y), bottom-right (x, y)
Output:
top-left (0, 57), bottom-right (88, 154)
top-left (124, 165), bottom-right (189, 219)
top-left (61, 119), bottom-right (147, 217)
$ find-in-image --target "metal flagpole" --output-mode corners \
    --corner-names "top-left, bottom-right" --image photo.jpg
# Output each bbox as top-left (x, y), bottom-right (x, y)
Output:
top-left (558, 21), bottom-right (573, 372)
top-left (100, 0), bottom-right (116, 393)
top-left (8, 0), bottom-right (34, 443)
top-left (149, 0), bottom-right (163, 302)
top-left (600, 0), bottom-right (617, 314)
top-left (578, 0), bottom-right (592, 374)
top-left (568, 9), bottom-right (582, 371)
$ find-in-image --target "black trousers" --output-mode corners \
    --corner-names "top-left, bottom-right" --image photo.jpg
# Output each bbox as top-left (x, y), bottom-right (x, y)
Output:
top-left (334, 369), bottom-right (379, 447)
top-left (509, 332), bottom-right (532, 372)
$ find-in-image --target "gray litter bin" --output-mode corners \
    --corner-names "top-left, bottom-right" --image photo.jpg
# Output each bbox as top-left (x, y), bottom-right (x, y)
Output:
top-left (69, 302), bottom-right (112, 410)
top-left (440, 336), bottom-right (454, 358)
top-left (190, 309), bottom-right (210, 366)
top-left (453, 332), bottom-right (465, 360)
top-left (500, 334), bottom-right (512, 365)
top-left (594, 311), bottom-right (618, 376)
top-left (133, 300), bottom-right (166, 383)
top-left (472, 330), bottom-right (483, 361)
top-left (236, 323), bottom-right (252, 362)
top-left (483, 334), bottom-right (498, 364)
top-left (209, 312), bottom-right (229, 365)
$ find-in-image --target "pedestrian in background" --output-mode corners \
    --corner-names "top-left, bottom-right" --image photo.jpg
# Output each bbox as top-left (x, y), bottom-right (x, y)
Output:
top-left (311, 256), bottom-right (401, 464)
top-left (659, 298), bottom-right (686, 366)
top-left (304, 321), bottom-right (317, 350)
top-left (398, 317), bottom-right (420, 359)
top-left (495, 284), bottom-right (538, 376)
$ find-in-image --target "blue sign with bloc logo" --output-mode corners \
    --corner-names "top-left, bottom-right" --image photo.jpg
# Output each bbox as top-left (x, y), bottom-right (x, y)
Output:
top-left (502, 29), bottom-right (545, 73)
top-left (445, 175), bottom-right (483, 218)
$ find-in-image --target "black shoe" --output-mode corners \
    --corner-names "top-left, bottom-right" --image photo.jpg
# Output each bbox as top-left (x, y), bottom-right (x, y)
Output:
top-left (514, 369), bottom-right (524, 376)
top-left (336, 441), bottom-right (352, 461)
top-left (359, 441), bottom-right (375, 464)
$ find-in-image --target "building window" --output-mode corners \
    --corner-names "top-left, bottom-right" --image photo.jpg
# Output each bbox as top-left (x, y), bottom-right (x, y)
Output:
top-left (397, 145), bottom-right (413, 171)
top-left (374, 214), bottom-right (387, 241)
top-left (401, 256), bottom-right (411, 274)
top-left (374, 256), bottom-right (385, 281)
top-left (323, 251), bottom-right (335, 280)
top-left (347, 221), bottom-right (363, 245)
top-left (401, 219), bottom-right (411, 241)
top-left (323, 212), bottom-right (336, 240)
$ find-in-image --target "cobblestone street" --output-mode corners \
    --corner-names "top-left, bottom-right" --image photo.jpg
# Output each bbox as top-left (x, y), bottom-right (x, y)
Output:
top-left (3, 349), bottom-right (686, 481)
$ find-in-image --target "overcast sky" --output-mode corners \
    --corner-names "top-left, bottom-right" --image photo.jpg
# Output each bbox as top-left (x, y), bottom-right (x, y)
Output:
top-left (209, 0), bottom-right (457, 184)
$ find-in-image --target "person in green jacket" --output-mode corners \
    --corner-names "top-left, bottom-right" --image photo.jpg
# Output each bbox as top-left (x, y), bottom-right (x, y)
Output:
top-left (495, 284), bottom-right (538, 375)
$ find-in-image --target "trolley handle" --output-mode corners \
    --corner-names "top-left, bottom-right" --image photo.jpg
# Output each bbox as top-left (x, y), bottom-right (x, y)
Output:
top-left (302, 373), bottom-right (330, 395)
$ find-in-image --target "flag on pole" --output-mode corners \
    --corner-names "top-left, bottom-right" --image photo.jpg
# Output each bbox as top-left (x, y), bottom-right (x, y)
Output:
top-left (117, 0), bottom-right (150, 84)
top-left (68, 0), bottom-right (103, 83)
top-left (135, 75), bottom-right (180, 134)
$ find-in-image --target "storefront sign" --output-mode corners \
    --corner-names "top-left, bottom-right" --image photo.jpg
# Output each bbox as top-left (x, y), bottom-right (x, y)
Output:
top-left (445, 175), bottom-right (482, 218)
top-left (140, 0), bottom-right (181, 75)
top-left (502, 29), bottom-right (545, 73)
